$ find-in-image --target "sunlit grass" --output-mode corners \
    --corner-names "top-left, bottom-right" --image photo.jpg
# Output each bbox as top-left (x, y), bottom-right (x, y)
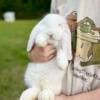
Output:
top-left (0, 20), bottom-right (38, 100)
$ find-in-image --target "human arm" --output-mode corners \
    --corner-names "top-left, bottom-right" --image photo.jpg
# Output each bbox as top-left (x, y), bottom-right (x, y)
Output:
top-left (55, 88), bottom-right (100, 100)
top-left (28, 44), bottom-right (56, 62)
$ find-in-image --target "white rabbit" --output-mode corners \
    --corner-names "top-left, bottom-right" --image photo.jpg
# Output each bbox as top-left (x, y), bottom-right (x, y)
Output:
top-left (20, 14), bottom-right (72, 100)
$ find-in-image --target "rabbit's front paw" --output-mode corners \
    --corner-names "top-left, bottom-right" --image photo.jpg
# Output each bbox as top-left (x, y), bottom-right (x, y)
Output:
top-left (35, 34), bottom-right (48, 47)
top-left (38, 89), bottom-right (54, 100)
top-left (20, 87), bottom-right (40, 100)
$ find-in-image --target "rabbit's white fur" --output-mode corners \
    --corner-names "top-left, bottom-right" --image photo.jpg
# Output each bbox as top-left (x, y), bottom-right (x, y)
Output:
top-left (20, 14), bottom-right (72, 100)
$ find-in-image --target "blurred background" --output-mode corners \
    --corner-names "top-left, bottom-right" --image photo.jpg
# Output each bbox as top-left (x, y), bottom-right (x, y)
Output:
top-left (0, 0), bottom-right (50, 100)
top-left (0, 0), bottom-right (50, 19)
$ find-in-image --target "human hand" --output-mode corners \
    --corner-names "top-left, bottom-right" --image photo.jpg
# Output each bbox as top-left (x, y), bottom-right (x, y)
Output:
top-left (28, 44), bottom-right (56, 62)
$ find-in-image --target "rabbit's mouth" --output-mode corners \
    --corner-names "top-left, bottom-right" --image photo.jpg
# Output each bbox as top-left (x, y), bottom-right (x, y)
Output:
top-left (48, 39), bottom-right (59, 47)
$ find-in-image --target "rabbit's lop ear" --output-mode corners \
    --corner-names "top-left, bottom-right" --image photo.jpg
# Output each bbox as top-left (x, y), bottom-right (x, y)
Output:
top-left (62, 23), bottom-right (72, 61)
top-left (27, 27), bottom-right (37, 52)
top-left (56, 23), bottom-right (72, 70)
top-left (27, 19), bottom-right (45, 52)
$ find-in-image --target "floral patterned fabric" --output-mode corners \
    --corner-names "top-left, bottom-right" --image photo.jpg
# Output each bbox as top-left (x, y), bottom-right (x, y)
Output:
top-left (66, 0), bottom-right (100, 95)
top-left (50, 0), bottom-right (100, 95)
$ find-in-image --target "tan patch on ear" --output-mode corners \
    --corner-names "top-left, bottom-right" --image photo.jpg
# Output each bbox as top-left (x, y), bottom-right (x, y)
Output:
top-left (67, 11), bottom-right (77, 32)
top-left (67, 11), bottom-right (77, 21)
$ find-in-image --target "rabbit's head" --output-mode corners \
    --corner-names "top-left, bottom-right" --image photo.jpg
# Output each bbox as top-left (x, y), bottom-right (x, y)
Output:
top-left (35, 14), bottom-right (67, 47)
top-left (27, 14), bottom-right (72, 69)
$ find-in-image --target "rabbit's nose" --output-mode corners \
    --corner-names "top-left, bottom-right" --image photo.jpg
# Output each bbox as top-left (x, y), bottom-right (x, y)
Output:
top-left (50, 35), bottom-right (53, 38)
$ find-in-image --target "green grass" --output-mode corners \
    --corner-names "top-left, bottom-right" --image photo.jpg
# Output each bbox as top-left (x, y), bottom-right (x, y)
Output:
top-left (0, 20), bottom-right (38, 100)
